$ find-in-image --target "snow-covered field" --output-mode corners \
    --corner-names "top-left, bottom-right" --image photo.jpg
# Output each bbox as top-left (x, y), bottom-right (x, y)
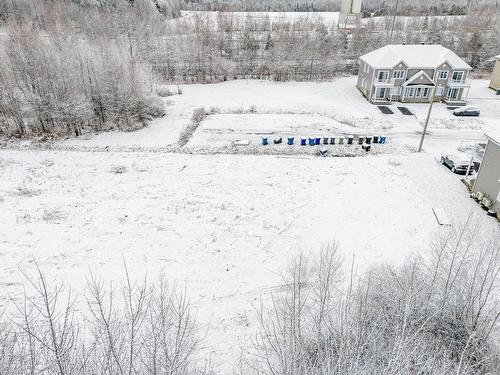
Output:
top-left (188, 113), bottom-right (390, 147)
top-left (64, 77), bottom-right (499, 157)
top-left (2, 75), bottom-right (500, 372)
top-left (1, 149), bottom-right (498, 372)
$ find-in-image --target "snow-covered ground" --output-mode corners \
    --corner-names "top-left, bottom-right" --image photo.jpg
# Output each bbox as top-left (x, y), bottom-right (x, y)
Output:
top-left (65, 77), bottom-right (499, 158)
top-left (0, 149), bottom-right (498, 372)
top-left (2, 75), bottom-right (499, 372)
top-left (188, 113), bottom-right (390, 148)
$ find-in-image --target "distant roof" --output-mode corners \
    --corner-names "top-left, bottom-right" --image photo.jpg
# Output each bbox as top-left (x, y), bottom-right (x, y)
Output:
top-left (360, 44), bottom-right (472, 70)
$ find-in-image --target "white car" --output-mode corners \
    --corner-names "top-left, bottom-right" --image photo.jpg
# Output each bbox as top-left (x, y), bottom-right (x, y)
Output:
top-left (452, 106), bottom-right (480, 116)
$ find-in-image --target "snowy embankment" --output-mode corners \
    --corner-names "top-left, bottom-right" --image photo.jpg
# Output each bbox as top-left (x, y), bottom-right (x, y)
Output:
top-left (0, 149), bottom-right (497, 372)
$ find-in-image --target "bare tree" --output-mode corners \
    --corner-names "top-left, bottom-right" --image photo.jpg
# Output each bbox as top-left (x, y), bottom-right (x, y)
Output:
top-left (249, 218), bottom-right (500, 375)
top-left (0, 262), bottom-right (204, 375)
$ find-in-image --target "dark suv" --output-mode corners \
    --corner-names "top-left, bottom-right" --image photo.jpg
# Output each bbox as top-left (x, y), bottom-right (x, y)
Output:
top-left (440, 154), bottom-right (474, 174)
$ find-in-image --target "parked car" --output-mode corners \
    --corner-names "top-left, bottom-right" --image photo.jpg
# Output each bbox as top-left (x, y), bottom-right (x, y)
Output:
top-left (440, 154), bottom-right (474, 174)
top-left (452, 106), bottom-right (480, 116)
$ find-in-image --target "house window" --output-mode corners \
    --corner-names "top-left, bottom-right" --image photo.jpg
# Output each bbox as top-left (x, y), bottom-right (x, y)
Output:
top-left (447, 87), bottom-right (460, 99)
top-left (437, 70), bottom-right (448, 80)
top-left (393, 70), bottom-right (406, 79)
top-left (391, 87), bottom-right (402, 96)
top-left (422, 87), bottom-right (430, 98)
top-left (436, 86), bottom-right (444, 96)
top-left (415, 87), bottom-right (423, 98)
top-left (405, 88), bottom-right (415, 98)
top-left (377, 71), bottom-right (390, 82)
top-left (451, 71), bottom-right (464, 83)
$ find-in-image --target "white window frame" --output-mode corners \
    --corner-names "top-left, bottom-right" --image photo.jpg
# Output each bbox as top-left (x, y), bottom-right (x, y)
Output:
top-left (392, 70), bottom-right (406, 79)
top-left (375, 87), bottom-right (387, 99)
top-left (436, 86), bottom-right (444, 96)
top-left (376, 70), bottom-right (390, 83)
top-left (437, 70), bottom-right (448, 80)
top-left (391, 87), bottom-right (402, 96)
top-left (451, 71), bottom-right (464, 83)
top-left (422, 87), bottom-right (430, 98)
top-left (405, 87), bottom-right (415, 98)
top-left (415, 87), bottom-right (423, 98)
top-left (447, 87), bottom-right (460, 99)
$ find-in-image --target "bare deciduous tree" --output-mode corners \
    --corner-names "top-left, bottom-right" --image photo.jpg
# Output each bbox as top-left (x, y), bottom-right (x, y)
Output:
top-left (249, 218), bottom-right (500, 375)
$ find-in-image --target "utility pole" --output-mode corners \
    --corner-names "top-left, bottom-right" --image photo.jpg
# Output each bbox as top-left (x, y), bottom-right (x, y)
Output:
top-left (418, 83), bottom-right (437, 152)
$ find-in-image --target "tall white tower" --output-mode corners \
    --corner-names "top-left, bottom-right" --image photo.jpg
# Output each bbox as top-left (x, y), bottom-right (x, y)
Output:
top-left (339, 0), bottom-right (362, 28)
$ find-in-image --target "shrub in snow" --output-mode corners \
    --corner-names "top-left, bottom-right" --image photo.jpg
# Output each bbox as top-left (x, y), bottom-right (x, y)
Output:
top-left (191, 107), bottom-right (207, 124)
top-left (457, 143), bottom-right (475, 153)
top-left (140, 95), bottom-right (166, 119)
top-left (42, 208), bottom-right (66, 223)
top-left (156, 86), bottom-right (173, 97)
top-left (388, 158), bottom-right (402, 167)
top-left (15, 185), bottom-right (41, 197)
top-left (178, 107), bottom-right (207, 147)
top-left (110, 165), bottom-right (127, 174)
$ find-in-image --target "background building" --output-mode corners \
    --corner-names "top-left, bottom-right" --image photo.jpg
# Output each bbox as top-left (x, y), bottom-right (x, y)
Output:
top-left (357, 44), bottom-right (472, 104)
top-left (489, 55), bottom-right (500, 93)
top-left (339, 0), bottom-right (362, 27)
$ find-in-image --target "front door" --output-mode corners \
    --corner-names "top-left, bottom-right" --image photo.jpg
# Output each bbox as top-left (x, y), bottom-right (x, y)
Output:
top-left (375, 87), bottom-right (387, 99)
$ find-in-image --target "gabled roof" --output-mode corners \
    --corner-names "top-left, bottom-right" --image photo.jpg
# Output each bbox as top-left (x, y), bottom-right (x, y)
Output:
top-left (403, 70), bottom-right (435, 86)
top-left (360, 44), bottom-right (472, 70)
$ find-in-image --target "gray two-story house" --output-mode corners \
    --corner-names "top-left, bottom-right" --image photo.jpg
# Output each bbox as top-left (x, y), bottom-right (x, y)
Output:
top-left (357, 44), bottom-right (472, 104)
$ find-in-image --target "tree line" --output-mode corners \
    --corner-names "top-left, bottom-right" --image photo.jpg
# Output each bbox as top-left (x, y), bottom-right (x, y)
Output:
top-left (184, 0), bottom-right (498, 16)
top-left (0, 0), bottom-right (498, 137)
